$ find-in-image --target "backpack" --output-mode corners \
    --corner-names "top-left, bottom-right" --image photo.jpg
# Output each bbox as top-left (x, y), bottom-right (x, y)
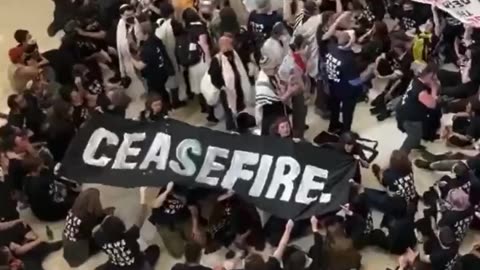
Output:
top-left (175, 31), bottom-right (203, 67)
top-left (412, 32), bottom-right (432, 63)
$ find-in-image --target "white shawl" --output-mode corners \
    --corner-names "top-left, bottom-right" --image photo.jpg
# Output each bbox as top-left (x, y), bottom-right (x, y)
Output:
top-left (201, 51), bottom-right (252, 112)
top-left (293, 14), bottom-right (323, 78)
top-left (116, 18), bottom-right (144, 78)
top-left (155, 18), bottom-right (187, 99)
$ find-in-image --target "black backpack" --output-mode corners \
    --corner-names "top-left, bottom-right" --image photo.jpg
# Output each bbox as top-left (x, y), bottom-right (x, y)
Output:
top-left (175, 31), bottom-right (203, 67)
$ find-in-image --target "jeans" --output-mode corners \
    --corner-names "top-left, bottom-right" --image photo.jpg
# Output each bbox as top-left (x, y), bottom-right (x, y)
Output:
top-left (364, 188), bottom-right (390, 213)
top-left (400, 121), bottom-right (423, 154)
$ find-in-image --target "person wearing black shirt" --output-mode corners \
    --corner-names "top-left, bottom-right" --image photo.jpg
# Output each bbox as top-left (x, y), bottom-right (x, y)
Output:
top-left (23, 156), bottom-right (79, 222)
top-left (139, 94), bottom-right (167, 122)
top-left (344, 192), bottom-right (374, 249)
top-left (171, 241), bottom-right (211, 270)
top-left (396, 63), bottom-right (440, 154)
top-left (460, 244), bottom-right (480, 270)
top-left (367, 150), bottom-right (417, 212)
top-left (138, 20), bottom-right (175, 111)
top-left (45, 99), bottom-right (76, 163)
top-left (6, 93), bottom-right (46, 141)
top-left (245, 220), bottom-right (294, 270)
top-left (63, 188), bottom-right (113, 267)
top-left (247, 0), bottom-right (283, 63)
top-left (438, 188), bottom-right (475, 243)
top-left (419, 227), bottom-right (459, 270)
top-left (325, 31), bottom-right (362, 133)
top-left (145, 182), bottom-right (203, 258)
top-left (370, 197), bottom-right (417, 255)
top-left (94, 215), bottom-right (160, 270)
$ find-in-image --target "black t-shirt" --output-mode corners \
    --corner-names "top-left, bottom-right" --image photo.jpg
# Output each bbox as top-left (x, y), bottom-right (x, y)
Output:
top-left (325, 43), bottom-right (361, 98)
top-left (23, 171), bottom-right (57, 216)
top-left (0, 177), bottom-right (19, 222)
top-left (64, 210), bottom-right (105, 242)
top-left (386, 214), bottom-right (417, 254)
top-left (72, 104), bottom-right (89, 129)
top-left (316, 28), bottom-right (330, 60)
top-left (74, 22), bottom-right (106, 59)
top-left (148, 188), bottom-right (193, 226)
top-left (266, 257), bottom-right (282, 270)
top-left (438, 207), bottom-right (475, 242)
top-left (171, 263), bottom-right (212, 270)
top-left (467, 116), bottom-right (480, 140)
top-left (247, 11), bottom-right (283, 49)
top-left (460, 253), bottom-right (480, 270)
top-left (94, 225), bottom-right (143, 270)
top-left (140, 35), bottom-right (173, 84)
top-left (396, 78), bottom-right (431, 122)
top-left (8, 157), bottom-right (27, 191)
top-left (429, 238), bottom-right (459, 270)
top-left (207, 196), bottom-right (249, 240)
top-left (382, 169), bottom-right (417, 202)
top-left (319, 0), bottom-right (349, 12)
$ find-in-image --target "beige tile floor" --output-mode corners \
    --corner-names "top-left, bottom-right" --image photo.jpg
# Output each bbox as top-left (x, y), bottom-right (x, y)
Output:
top-left (0, 1), bottom-right (479, 269)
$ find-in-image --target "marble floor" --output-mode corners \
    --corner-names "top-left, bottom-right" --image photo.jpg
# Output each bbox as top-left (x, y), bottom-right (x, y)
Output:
top-left (0, 1), bottom-right (479, 270)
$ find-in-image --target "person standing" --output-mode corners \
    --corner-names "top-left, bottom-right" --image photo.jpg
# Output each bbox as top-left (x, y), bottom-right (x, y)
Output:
top-left (156, 2), bottom-right (189, 109)
top-left (116, 4), bottom-right (147, 102)
top-left (396, 63), bottom-right (440, 154)
top-left (138, 19), bottom-right (175, 111)
top-left (325, 31), bottom-right (362, 133)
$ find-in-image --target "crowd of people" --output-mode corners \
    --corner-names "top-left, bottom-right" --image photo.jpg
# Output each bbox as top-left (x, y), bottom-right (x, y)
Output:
top-left (2, 0), bottom-right (480, 269)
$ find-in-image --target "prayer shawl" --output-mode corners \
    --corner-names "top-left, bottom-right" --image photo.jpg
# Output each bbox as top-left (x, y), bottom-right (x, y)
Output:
top-left (293, 14), bottom-right (323, 78)
top-left (155, 18), bottom-right (187, 100)
top-left (255, 70), bottom-right (281, 125)
top-left (201, 51), bottom-right (252, 113)
top-left (116, 17), bottom-right (144, 79)
top-left (116, 17), bottom-right (147, 103)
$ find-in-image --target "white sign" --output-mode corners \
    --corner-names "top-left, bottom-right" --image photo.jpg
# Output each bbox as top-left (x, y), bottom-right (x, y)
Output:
top-left (414, 0), bottom-right (480, 27)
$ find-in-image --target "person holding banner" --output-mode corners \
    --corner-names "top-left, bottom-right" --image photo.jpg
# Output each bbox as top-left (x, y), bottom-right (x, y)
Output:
top-left (144, 182), bottom-right (205, 258)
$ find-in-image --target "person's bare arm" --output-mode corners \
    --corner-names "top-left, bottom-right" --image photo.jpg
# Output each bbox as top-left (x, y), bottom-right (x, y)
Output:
top-left (10, 239), bottom-right (42, 255)
top-left (198, 34), bottom-right (211, 62)
top-left (150, 182), bottom-right (174, 208)
top-left (322, 12), bottom-right (351, 40)
top-left (17, 65), bottom-right (39, 78)
top-left (0, 219), bottom-right (22, 231)
top-left (418, 85), bottom-right (438, 109)
top-left (431, 6), bottom-right (442, 37)
top-left (273, 220), bottom-right (294, 260)
top-left (335, 0), bottom-right (343, 13)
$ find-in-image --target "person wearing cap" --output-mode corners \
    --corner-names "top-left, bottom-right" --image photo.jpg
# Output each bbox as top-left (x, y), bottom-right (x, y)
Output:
top-left (419, 226), bottom-right (460, 270)
top-left (255, 52), bottom-right (290, 135)
top-left (7, 47), bottom-right (41, 93)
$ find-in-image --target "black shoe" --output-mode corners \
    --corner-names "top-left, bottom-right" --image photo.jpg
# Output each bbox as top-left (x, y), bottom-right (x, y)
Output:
top-left (207, 115), bottom-right (219, 123)
top-left (172, 101), bottom-right (187, 109)
top-left (414, 159), bottom-right (432, 170)
top-left (372, 164), bottom-right (381, 179)
top-left (376, 111), bottom-right (391, 121)
top-left (47, 22), bottom-right (59, 37)
top-left (370, 106), bottom-right (383, 115)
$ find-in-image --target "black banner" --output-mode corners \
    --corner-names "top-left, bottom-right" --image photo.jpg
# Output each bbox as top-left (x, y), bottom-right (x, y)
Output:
top-left (60, 113), bottom-right (357, 219)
